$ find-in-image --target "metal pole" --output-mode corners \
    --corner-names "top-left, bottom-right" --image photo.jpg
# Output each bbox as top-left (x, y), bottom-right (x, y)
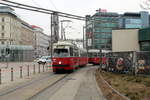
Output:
top-left (11, 68), bottom-right (13, 81)
top-left (83, 26), bottom-right (85, 48)
top-left (38, 64), bottom-right (40, 73)
top-left (27, 65), bottom-right (29, 76)
top-left (50, 14), bottom-right (53, 69)
top-left (47, 63), bottom-right (48, 71)
top-left (61, 21), bottom-right (63, 40)
top-left (43, 64), bottom-right (44, 72)
top-left (0, 69), bottom-right (1, 84)
top-left (33, 64), bottom-right (35, 74)
top-left (20, 66), bottom-right (22, 78)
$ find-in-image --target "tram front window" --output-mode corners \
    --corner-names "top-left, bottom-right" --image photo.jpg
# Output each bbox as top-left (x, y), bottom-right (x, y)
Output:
top-left (53, 49), bottom-right (69, 57)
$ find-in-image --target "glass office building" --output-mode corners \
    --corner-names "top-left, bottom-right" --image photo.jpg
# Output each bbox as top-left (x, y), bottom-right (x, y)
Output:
top-left (86, 11), bottom-right (119, 50)
top-left (119, 11), bottom-right (149, 29)
top-left (86, 10), bottom-right (150, 51)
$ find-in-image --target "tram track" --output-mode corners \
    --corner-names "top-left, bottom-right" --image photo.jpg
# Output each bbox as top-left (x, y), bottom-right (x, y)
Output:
top-left (0, 72), bottom-right (54, 96)
top-left (28, 70), bottom-right (79, 100)
top-left (28, 73), bottom-right (70, 100)
top-left (0, 72), bottom-right (69, 100)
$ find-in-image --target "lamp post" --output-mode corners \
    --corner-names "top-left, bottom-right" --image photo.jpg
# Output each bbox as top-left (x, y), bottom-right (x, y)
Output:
top-left (60, 20), bottom-right (72, 40)
top-left (83, 26), bottom-right (85, 48)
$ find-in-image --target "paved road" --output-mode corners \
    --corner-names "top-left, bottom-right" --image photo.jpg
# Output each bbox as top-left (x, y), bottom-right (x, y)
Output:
top-left (0, 72), bottom-right (66, 100)
top-left (48, 65), bottom-right (106, 100)
top-left (74, 66), bottom-right (106, 100)
top-left (0, 64), bottom-right (106, 100)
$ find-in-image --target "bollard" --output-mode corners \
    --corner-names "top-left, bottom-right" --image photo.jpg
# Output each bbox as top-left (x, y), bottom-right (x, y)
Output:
top-left (38, 64), bottom-right (40, 73)
top-left (43, 64), bottom-right (44, 72)
top-left (20, 66), bottom-right (22, 78)
top-left (11, 68), bottom-right (13, 81)
top-left (0, 69), bottom-right (1, 84)
top-left (33, 64), bottom-right (35, 74)
top-left (27, 65), bottom-right (29, 76)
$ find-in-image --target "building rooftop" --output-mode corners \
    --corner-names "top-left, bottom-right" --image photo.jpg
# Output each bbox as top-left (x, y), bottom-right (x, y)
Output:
top-left (0, 6), bottom-right (18, 18)
top-left (93, 12), bottom-right (119, 17)
top-left (0, 6), bottom-right (14, 12)
top-left (123, 12), bottom-right (141, 17)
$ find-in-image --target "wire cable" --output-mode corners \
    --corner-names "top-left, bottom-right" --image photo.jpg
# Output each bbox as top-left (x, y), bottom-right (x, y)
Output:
top-left (48, 0), bottom-right (58, 10)
top-left (31, 0), bottom-right (42, 8)
top-left (1, 0), bottom-right (85, 20)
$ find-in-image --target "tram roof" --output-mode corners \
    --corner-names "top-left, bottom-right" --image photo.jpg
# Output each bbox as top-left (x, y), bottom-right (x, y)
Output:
top-left (53, 41), bottom-right (77, 47)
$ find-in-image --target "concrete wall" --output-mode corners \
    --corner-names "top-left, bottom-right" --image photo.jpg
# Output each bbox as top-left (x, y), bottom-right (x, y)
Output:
top-left (112, 29), bottom-right (140, 52)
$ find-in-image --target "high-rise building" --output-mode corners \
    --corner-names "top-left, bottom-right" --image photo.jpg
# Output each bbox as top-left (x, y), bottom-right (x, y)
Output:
top-left (86, 10), bottom-right (150, 50)
top-left (119, 11), bottom-right (149, 29)
top-left (86, 10), bottom-right (119, 50)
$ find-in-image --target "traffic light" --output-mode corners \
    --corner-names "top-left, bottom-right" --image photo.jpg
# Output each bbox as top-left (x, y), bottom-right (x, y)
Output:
top-left (6, 48), bottom-right (10, 54)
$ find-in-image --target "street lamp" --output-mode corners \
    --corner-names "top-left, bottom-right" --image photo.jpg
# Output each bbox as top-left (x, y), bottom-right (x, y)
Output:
top-left (60, 20), bottom-right (72, 40)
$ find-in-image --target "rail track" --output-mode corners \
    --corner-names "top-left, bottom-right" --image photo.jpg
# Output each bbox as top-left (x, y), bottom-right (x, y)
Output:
top-left (0, 71), bottom-right (70, 100)
top-left (28, 73), bottom-right (70, 100)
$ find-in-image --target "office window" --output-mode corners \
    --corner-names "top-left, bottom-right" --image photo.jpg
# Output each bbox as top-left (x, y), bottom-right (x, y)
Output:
top-left (1, 41), bottom-right (4, 44)
top-left (2, 25), bottom-right (4, 30)
top-left (1, 33), bottom-right (4, 37)
top-left (2, 17), bottom-right (4, 22)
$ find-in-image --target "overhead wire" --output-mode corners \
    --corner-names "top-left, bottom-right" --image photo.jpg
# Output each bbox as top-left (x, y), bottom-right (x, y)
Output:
top-left (48, 0), bottom-right (58, 10)
top-left (31, 0), bottom-right (42, 8)
top-left (1, 0), bottom-right (85, 20)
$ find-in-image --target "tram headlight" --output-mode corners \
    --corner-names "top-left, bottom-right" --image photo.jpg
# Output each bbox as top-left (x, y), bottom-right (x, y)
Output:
top-left (59, 61), bottom-right (62, 64)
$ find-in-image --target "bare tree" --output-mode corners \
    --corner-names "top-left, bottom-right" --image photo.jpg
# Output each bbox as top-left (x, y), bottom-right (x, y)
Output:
top-left (140, 0), bottom-right (150, 10)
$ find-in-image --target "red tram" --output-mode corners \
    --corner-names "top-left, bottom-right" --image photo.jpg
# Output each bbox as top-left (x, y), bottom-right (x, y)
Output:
top-left (52, 41), bottom-right (88, 73)
top-left (88, 49), bottom-right (100, 65)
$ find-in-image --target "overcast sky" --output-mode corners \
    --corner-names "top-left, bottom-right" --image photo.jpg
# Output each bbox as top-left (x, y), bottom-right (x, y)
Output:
top-left (0, 0), bottom-right (148, 39)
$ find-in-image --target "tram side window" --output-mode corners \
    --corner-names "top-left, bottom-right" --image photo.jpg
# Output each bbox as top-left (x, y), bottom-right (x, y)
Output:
top-left (88, 53), bottom-right (92, 57)
top-left (74, 52), bottom-right (78, 57)
top-left (70, 47), bottom-right (73, 56)
top-left (74, 49), bottom-right (79, 57)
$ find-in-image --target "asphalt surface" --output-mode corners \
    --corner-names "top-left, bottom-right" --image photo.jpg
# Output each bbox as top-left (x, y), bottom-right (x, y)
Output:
top-left (0, 64), bottom-right (106, 100)
top-left (48, 65), bottom-right (106, 100)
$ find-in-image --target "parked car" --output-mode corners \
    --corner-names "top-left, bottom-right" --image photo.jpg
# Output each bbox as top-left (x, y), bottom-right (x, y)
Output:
top-left (37, 56), bottom-right (51, 64)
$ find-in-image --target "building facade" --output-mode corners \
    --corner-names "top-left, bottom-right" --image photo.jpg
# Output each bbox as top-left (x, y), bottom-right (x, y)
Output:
top-left (20, 21), bottom-right (35, 48)
top-left (119, 11), bottom-right (149, 29)
top-left (86, 10), bottom-right (119, 50)
top-left (139, 27), bottom-right (150, 51)
top-left (86, 10), bottom-right (150, 50)
top-left (112, 29), bottom-right (140, 52)
top-left (0, 6), bottom-right (34, 61)
top-left (32, 25), bottom-right (50, 58)
top-left (0, 6), bottom-right (22, 45)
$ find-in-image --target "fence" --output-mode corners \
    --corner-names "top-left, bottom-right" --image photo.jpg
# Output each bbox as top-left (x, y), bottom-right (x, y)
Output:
top-left (101, 51), bottom-right (150, 75)
top-left (136, 51), bottom-right (150, 75)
